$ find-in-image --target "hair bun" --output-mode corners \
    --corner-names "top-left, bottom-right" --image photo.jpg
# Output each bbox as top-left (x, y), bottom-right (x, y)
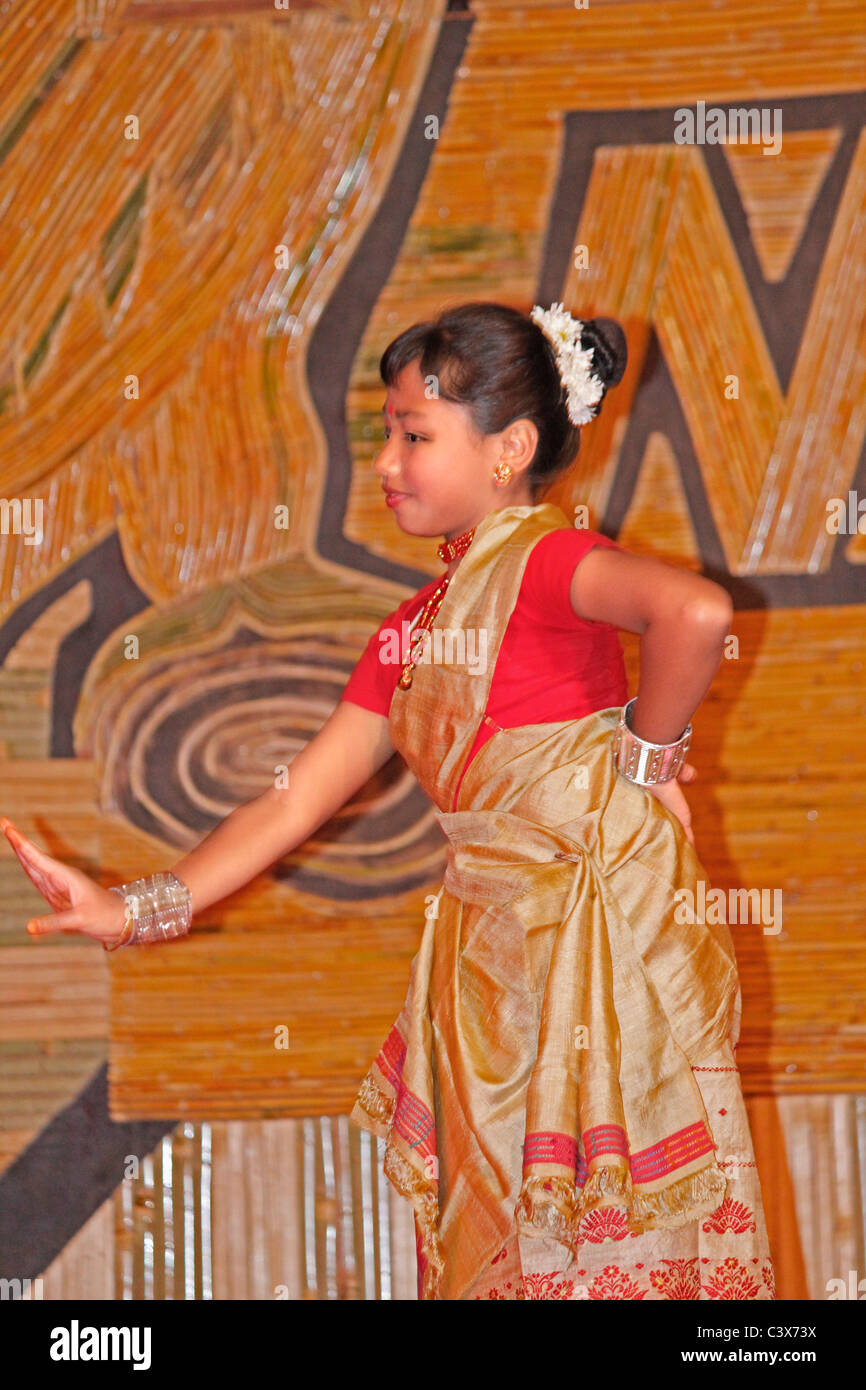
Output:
top-left (580, 317), bottom-right (628, 391)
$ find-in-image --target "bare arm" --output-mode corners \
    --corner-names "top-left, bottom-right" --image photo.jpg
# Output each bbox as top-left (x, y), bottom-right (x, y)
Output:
top-left (4, 700), bottom-right (395, 943)
top-left (570, 546), bottom-right (733, 745)
top-left (168, 700), bottom-right (395, 916)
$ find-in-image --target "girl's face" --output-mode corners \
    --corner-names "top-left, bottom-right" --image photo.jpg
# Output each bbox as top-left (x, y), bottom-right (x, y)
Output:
top-left (374, 358), bottom-right (535, 542)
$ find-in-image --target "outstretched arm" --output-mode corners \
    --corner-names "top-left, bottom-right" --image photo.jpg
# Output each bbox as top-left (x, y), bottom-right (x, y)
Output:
top-left (2, 700), bottom-right (394, 945)
top-left (167, 700), bottom-right (394, 916)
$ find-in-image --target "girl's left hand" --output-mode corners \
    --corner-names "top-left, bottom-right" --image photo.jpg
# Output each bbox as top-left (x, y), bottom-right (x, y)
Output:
top-left (645, 762), bottom-right (697, 847)
top-left (1, 816), bottom-right (126, 945)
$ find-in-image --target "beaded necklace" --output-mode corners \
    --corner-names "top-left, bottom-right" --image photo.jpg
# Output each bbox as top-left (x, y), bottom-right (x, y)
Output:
top-left (397, 524), bottom-right (477, 689)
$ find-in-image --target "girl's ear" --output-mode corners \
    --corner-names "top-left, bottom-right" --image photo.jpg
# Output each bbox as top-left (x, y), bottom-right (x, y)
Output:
top-left (501, 416), bottom-right (538, 467)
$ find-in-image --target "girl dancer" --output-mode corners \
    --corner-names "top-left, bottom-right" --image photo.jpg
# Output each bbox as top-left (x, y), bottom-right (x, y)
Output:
top-left (3, 300), bottom-right (774, 1302)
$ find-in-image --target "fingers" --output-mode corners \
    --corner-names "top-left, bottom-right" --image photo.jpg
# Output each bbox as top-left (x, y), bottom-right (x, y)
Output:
top-left (25, 908), bottom-right (83, 937)
top-left (648, 784), bottom-right (695, 848)
top-left (3, 818), bottom-right (42, 870)
top-left (678, 762), bottom-right (698, 783)
top-left (1, 818), bottom-right (72, 911)
top-left (675, 794), bottom-right (694, 845)
top-left (3, 818), bottom-right (50, 867)
top-left (3, 817), bottom-right (32, 847)
top-left (672, 777), bottom-right (696, 844)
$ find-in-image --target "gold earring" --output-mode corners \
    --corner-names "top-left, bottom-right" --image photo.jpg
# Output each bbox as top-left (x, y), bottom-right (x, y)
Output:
top-left (493, 463), bottom-right (513, 486)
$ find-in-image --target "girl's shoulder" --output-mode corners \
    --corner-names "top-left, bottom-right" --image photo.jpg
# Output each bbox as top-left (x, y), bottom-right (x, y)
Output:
top-left (520, 526), bottom-right (625, 631)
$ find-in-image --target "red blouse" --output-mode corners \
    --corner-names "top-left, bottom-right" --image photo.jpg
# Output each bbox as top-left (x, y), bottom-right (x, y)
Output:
top-left (340, 527), bottom-right (629, 810)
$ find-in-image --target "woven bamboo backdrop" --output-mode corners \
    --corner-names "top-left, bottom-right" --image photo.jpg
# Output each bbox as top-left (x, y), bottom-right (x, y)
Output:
top-left (0, 1), bottom-right (864, 1305)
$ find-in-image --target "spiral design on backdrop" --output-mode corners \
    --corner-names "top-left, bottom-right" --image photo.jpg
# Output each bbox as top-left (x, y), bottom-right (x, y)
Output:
top-left (75, 598), bottom-right (447, 903)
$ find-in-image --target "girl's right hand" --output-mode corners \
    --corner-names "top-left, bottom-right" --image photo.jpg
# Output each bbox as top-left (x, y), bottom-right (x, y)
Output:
top-left (644, 760), bottom-right (698, 848)
top-left (1, 817), bottom-right (128, 948)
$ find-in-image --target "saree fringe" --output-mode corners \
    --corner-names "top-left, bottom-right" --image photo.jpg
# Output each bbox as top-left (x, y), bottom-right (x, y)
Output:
top-left (514, 1162), bottom-right (728, 1258)
top-left (354, 1072), bottom-right (394, 1131)
top-left (353, 1070), bottom-right (446, 1301)
top-left (356, 1067), bottom-right (729, 1300)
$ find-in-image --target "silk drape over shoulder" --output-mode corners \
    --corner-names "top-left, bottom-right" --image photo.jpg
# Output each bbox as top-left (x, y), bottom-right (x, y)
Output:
top-left (350, 504), bottom-right (741, 1302)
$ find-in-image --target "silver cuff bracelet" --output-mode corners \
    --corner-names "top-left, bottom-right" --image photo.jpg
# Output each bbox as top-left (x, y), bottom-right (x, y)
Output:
top-left (612, 698), bottom-right (692, 786)
top-left (104, 871), bottom-right (193, 951)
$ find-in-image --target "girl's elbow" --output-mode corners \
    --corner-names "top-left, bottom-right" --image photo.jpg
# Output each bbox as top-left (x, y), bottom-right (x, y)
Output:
top-left (683, 585), bottom-right (734, 631)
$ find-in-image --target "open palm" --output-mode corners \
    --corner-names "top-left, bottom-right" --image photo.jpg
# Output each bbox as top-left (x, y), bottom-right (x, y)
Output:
top-left (1, 816), bottom-right (124, 945)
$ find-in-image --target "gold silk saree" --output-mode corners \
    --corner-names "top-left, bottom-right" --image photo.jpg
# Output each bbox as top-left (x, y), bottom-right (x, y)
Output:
top-left (350, 503), bottom-right (767, 1302)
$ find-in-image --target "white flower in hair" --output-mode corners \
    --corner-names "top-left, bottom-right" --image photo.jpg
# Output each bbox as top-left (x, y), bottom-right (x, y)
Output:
top-left (530, 301), bottom-right (606, 426)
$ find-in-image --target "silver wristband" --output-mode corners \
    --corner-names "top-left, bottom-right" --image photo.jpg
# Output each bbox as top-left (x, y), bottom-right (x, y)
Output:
top-left (612, 698), bottom-right (692, 785)
top-left (104, 871), bottom-right (192, 951)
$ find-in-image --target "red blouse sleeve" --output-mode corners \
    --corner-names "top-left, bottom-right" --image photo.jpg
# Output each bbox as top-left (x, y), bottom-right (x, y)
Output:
top-left (339, 583), bottom-right (437, 715)
top-left (520, 528), bottom-right (625, 630)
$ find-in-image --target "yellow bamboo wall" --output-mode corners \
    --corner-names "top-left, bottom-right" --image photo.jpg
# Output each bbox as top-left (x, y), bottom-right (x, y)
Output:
top-left (1, 0), bottom-right (864, 1302)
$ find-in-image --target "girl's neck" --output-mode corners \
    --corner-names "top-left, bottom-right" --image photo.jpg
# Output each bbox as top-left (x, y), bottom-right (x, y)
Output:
top-left (441, 496), bottom-right (537, 578)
